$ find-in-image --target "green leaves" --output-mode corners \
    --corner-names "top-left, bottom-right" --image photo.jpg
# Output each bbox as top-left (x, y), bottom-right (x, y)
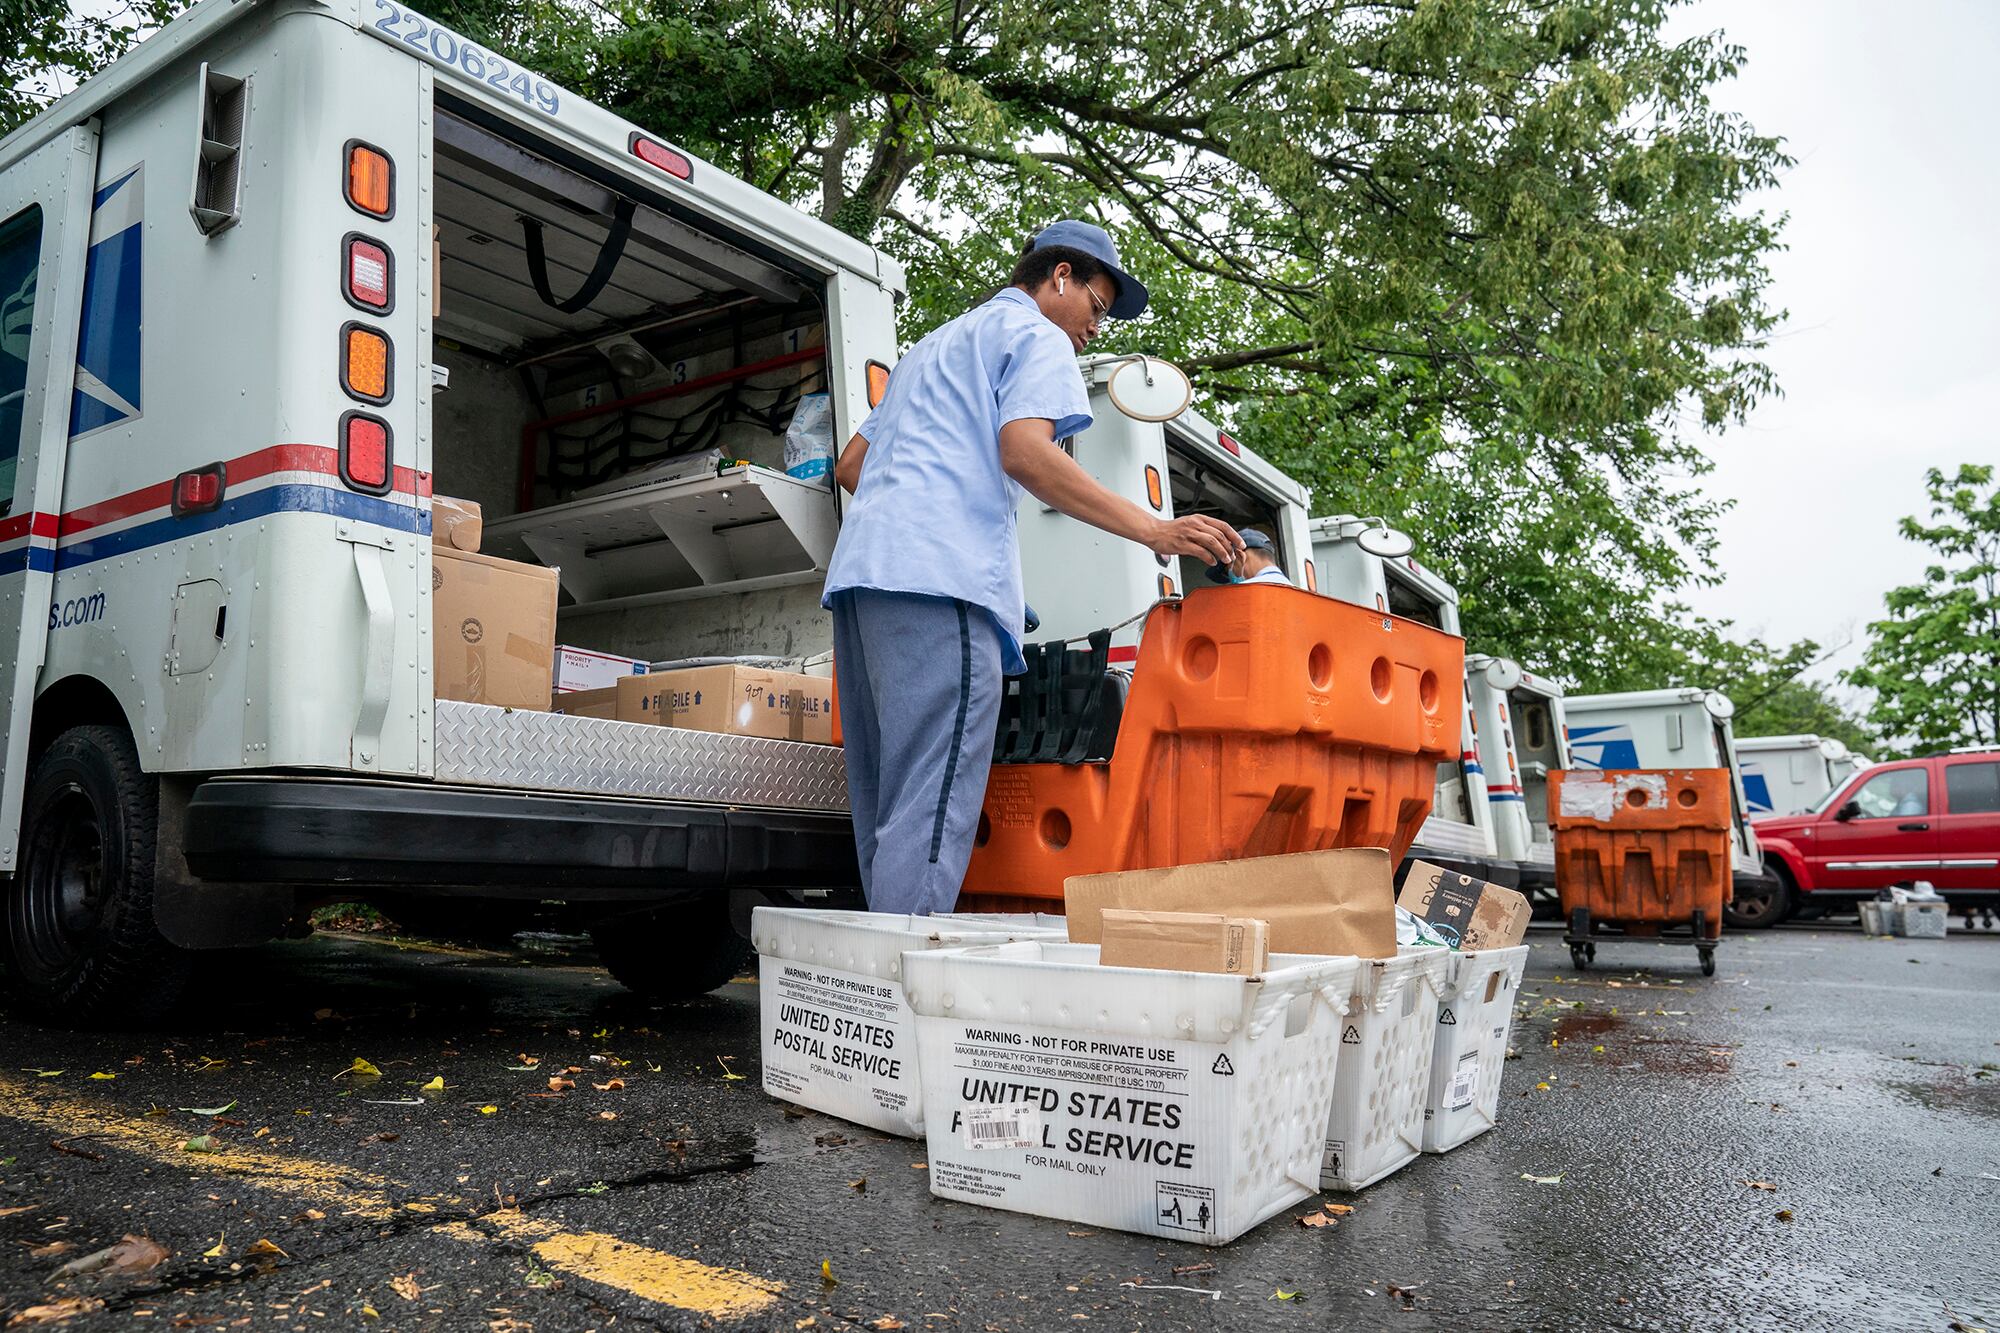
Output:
top-left (1847, 464), bottom-right (2000, 751)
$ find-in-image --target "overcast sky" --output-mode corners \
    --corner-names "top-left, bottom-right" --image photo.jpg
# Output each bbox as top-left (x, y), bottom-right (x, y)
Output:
top-left (1663, 0), bottom-right (1999, 687)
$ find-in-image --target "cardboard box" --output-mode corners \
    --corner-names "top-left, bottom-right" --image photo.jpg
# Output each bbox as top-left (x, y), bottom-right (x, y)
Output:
top-left (1396, 860), bottom-right (1531, 951)
top-left (644, 665), bottom-right (834, 743)
top-left (431, 494), bottom-right (482, 552)
top-left (1065, 848), bottom-right (1397, 960)
top-left (1098, 909), bottom-right (1269, 975)
top-left (544, 667), bottom-right (834, 743)
top-left (432, 547), bottom-right (557, 711)
top-left (552, 644), bottom-right (648, 694)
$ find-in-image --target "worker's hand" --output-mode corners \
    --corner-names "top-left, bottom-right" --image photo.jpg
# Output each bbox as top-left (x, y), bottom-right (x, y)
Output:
top-left (1146, 515), bottom-right (1244, 566)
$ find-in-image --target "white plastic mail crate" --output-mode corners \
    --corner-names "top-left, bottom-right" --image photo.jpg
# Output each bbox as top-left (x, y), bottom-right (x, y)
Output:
top-left (931, 912), bottom-right (1072, 933)
top-left (1422, 946), bottom-right (1529, 1154)
top-left (752, 908), bottom-right (1065, 1136)
top-left (1321, 946), bottom-right (1449, 1190)
top-left (904, 941), bottom-right (1361, 1245)
top-left (1896, 901), bottom-right (1949, 939)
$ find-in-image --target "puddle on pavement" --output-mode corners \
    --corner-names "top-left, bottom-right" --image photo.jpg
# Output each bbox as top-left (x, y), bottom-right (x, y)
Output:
top-left (1887, 1070), bottom-right (2000, 1121)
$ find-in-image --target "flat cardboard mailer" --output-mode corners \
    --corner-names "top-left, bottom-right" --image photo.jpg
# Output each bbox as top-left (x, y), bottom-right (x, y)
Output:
top-left (432, 547), bottom-right (557, 711)
top-left (1098, 909), bottom-right (1270, 976)
top-left (550, 666), bottom-right (834, 744)
top-left (1396, 859), bottom-right (1531, 951)
top-left (1065, 848), bottom-right (1398, 960)
top-left (431, 494), bottom-right (482, 552)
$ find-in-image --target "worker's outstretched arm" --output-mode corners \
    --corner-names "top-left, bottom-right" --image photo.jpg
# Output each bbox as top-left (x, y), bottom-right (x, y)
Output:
top-left (999, 418), bottom-right (1243, 565)
top-left (834, 432), bottom-right (869, 494)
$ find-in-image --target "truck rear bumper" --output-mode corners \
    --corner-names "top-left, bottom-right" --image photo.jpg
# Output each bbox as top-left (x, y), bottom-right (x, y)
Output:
top-left (180, 777), bottom-right (859, 896)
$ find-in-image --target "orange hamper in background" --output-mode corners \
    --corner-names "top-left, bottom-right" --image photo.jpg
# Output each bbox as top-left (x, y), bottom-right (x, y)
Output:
top-left (959, 584), bottom-right (1464, 912)
top-left (1549, 768), bottom-right (1731, 976)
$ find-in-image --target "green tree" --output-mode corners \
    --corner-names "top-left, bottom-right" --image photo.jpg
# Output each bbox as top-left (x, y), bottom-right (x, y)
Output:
top-left (1, 0), bottom-right (182, 133)
top-left (1847, 464), bottom-right (2000, 751)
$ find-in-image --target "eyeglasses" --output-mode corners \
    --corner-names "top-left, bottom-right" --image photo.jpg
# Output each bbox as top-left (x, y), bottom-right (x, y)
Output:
top-left (1082, 279), bottom-right (1112, 320)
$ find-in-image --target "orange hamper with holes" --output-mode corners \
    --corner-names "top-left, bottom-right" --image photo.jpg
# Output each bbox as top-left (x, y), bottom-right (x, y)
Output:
top-left (958, 583), bottom-right (1464, 911)
top-left (1548, 768), bottom-right (1731, 976)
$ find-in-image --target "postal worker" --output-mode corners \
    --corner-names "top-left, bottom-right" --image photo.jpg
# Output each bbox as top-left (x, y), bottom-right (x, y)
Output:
top-left (825, 220), bottom-right (1242, 914)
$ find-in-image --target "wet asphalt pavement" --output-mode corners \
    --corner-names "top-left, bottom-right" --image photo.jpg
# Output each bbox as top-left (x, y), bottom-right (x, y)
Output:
top-left (1, 921), bottom-right (1996, 1332)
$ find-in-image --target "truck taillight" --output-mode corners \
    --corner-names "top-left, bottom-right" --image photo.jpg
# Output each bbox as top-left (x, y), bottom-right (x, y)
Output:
top-left (342, 324), bottom-right (392, 403)
top-left (1304, 558), bottom-right (1317, 592)
top-left (1217, 431), bottom-right (1241, 457)
top-left (1158, 574), bottom-right (1176, 600)
top-left (344, 235), bottom-right (393, 312)
top-left (341, 411), bottom-right (392, 494)
top-left (628, 132), bottom-right (692, 180)
top-left (866, 359), bottom-right (891, 408)
top-left (1144, 465), bottom-right (1163, 511)
top-left (345, 141), bottom-right (393, 218)
top-left (171, 463), bottom-right (226, 517)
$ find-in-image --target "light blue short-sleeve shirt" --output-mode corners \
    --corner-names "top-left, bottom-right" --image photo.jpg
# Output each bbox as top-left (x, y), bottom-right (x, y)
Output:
top-left (824, 287), bottom-right (1092, 673)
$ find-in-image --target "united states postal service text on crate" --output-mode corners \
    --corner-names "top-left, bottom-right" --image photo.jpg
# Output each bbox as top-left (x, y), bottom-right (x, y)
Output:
top-left (752, 907), bottom-right (1065, 1137)
top-left (903, 941), bottom-right (1362, 1245)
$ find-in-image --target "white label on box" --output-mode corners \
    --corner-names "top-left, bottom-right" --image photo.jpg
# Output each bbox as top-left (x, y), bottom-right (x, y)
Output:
top-left (765, 962), bottom-right (914, 1125)
top-left (963, 1104), bottom-right (1043, 1151)
top-left (1447, 1050), bottom-right (1480, 1111)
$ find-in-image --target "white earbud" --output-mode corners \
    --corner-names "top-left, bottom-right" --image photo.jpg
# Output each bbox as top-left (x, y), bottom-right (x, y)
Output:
top-left (1058, 278), bottom-right (1066, 295)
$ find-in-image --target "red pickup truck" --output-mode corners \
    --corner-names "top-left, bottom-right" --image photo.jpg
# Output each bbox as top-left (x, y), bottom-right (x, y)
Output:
top-left (1733, 748), bottom-right (2000, 927)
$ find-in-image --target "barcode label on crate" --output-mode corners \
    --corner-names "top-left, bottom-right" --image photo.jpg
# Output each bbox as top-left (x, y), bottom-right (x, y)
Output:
top-left (1447, 1051), bottom-right (1480, 1111)
top-left (962, 1104), bottom-right (1042, 1151)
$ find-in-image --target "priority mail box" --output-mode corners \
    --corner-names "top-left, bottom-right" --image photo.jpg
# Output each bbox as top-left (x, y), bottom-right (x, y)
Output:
top-left (552, 644), bottom-right (649, 694)
top-left (432, 547), bottom-right (556, 711)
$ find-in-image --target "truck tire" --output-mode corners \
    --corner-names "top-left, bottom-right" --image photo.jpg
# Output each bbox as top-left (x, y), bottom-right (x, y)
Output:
top-left (1725, 863), bottom-right (1794, 930)
top-left (590, 900), bottom-right (748, 1001)
top-left (1, 725), bottom-right (191, 1024)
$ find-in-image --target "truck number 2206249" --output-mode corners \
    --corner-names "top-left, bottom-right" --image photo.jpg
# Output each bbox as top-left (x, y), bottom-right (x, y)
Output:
top-left (370, 0), bottom-right (561, 116)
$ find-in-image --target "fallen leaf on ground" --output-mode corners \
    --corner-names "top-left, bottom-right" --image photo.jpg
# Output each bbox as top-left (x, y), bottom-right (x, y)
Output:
top-left (546, 1077), bottom-right (574, 1093)
top-left (389, 1273), bottom-right (421, 1302)
top-left (591, 1079), bottom-right (624, 1091)
top-left (202, 1237), bottom-right (225, 1259)
top-left (795, 1320), bottom-right (816, 1330)
top-left (1520, 1173), bottom-right (1562, 1185)
top-left (86, 1074), bottom-right (114, 1082)
top-left (597, 1111), bottom-right (617, 1121)
top-left (1297, 1211), bottom-right (1336, 1228)
top-left (49, 1235), bottom-right (170, 1281)
top-left (1271, 1288), bottom-right (1300, 1301)
top-left (244, 1239), bottom-right (287, 1258)
top-left (910, 1162), bottom-right (927, 1170)
top-left (1741, 1180), bottom-right (1777, 1191)
top-left (847, 1178), bottom-right (866, 1193)
top-left (1774, 1208), bottom-right (1794, 1222)
top-left (20, 1070), bottom-right (63, 1079)
top-left (871, 1320), bottom-right (905, 1330)
top-left (5, 1296), bottom-right (104, 1324)
top-left (335, 1058), bottom-right (382, 1079)
top-left (27, 1243), bottom-right (71, 1260)
top-left (820, 1260), bottom-right (838, 1288)
top-left (479, 1106), bottom-right (498, 1115)
top-left (1322, 1204), bottom-right (1354, 1216)
top-left (0, 1205), bottom-right (36, 1218)
top-left (419, 1077), bottom-right (445, 1093)
top-left (182, 1135), bottom-right (219, 1154)
top-left (717, 1058), bottom-right (745, 1081)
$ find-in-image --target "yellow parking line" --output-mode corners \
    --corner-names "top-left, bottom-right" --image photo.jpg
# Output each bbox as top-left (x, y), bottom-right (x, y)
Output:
top-left (0, 1075), bottom-right (783, 1320)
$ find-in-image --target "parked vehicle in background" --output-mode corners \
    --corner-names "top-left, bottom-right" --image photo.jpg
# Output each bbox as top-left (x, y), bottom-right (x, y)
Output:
top-left (1562, 689), bottom-right (1773, 926)
top-left (1737, 734), bottom-right (1866, 819)
top-left (1465, 655), bottom-right (1571, 906)
top-left (1748, 747), bottom-right (2000, 925)
top-left (1308, 516), bottom-right (1510, 886)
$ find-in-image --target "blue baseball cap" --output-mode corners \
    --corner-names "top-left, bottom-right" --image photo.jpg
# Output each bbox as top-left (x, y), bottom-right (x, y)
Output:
top-left (1028, 220), bottom-right (1149, 320)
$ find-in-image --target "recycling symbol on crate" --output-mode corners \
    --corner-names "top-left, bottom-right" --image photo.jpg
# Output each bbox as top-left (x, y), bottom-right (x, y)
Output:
top-left (1211, 1054), bottom-right (1235, 1076)
top-left (1341, 1025), bottom-right (1361, 1045)
top-left (1439, 1007), bottom-right (1457, 1026)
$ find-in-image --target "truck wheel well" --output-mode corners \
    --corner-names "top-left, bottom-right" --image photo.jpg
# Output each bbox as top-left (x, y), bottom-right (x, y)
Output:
top-left (31, 677), bottom-right (133, 765)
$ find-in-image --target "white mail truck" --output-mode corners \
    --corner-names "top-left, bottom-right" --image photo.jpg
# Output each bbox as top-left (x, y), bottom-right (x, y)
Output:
top-left (0, 0), bottom-right (907, 1019)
